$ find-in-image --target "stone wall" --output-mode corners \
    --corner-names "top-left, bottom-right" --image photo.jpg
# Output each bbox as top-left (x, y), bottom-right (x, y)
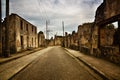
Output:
top-left (48, 37), bottom-right (55, 46)
top-left (94, 0), bottom-right (120, 64)
top-left (54, 35), bottom-right (63, 46)
top-left (14, 13), bottom-right (38, 51)
top-left (2, 14), bottom-right (16, 54)
top-left (100, 46), bottom-right (120, 64)
top-left (2, 13), bottom-right (38, 55)
top-left (78, 23), bottom-right (93, 54)
top-left (70, 31), bottom-right (78, 50)
top-left (95, 0), bottom-right (120, 23)
top-left (38, 31), bottom-right (45, 47)
top-left (100, 24), bottom-right (115, 46)
top-left (105, 0), bottom-right (120, 20)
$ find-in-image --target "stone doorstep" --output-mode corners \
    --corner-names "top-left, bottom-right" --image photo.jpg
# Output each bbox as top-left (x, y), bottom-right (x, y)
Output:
top-left (0, 48), bottom-right (43, 65)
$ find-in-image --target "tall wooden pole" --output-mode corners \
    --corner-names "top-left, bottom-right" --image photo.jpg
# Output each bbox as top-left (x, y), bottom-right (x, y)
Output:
top-left (118, 19), bottom-right (120, 52)
top-left (62, 21), bottom-right (64, 47)
top-left (5, 0), bottom-right (10, 57)
top-left (0, 0), bottom-right (2, 56)
top-left (45, 20), bottom-right (48, 47)
top-left (46, 20), bottom-right (47, 39)
top-left (62, 21), bottom-right (64, 36)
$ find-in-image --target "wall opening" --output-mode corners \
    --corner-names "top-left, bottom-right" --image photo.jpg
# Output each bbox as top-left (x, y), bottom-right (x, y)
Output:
top-left (32, 38), bottom-right (33, 47)
top-left (20, 36), bottom-right (24, 49)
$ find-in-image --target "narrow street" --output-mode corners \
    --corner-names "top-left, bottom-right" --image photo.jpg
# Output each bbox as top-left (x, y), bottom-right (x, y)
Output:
top-left (1, 0), bottom-right (120, 80)
top-left (9, 46), bottom-right (101, 80)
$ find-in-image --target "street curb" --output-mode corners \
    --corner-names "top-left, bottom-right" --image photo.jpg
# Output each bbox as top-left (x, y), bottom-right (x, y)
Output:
top-left (76, 57), bottom-right (112, 80)
top-left (64, 48), bottom-right (113, 80)
top-left (0, 48), bottom-right (43, 65)
top-left (8, 58), bottom-right (36, 80)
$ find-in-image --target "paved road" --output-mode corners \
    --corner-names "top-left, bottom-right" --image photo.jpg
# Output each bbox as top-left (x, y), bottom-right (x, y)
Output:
top-left (10, 46), bottom-right (100, 80)
top-left (0, 47), bottom-right (53, 80)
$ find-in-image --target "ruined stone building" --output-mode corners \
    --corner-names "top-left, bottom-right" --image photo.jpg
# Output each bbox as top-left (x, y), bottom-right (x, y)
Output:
top-left (63, 0), bottom-right (120, 64)
top-left (48, 37), bottom-right (55, 46)
top-left (100, 24), bottom-right (115, 46)
top-left (38, 31), bottom-right (45, 47)
top-left (54, 35), bottom-right (63, 46)
top-left (67, 34), bottom-right (72, 48)
top-left (64, 31), bottom-right (78, 50)
top-left (1, 13), bottom-right (38, 56)
top-left (70, 31), bottom-right (78, 50)
top-left (77, 23), bottom-right (93, 54)
top-left (64, 32), bottom-right (68, 48)
top-left (92, 0), bottom-right (120, 64)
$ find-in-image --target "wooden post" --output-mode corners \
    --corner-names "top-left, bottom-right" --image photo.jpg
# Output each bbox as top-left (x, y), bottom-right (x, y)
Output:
top-left (4, 0), bottom-right (10, 57)
top-left (62, 21), bottom-right (64, 47)
top-left (118, 19), bottom-right (120, 52)
top-left (0, 0), bottom-right (2, 56)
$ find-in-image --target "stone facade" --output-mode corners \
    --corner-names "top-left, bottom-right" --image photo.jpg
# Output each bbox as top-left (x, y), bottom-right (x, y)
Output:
top-left (94, 0), bottom-right (120, 64)
top-left (70, 31), bottom-right (78, 50)
top-left (54, 35), bottom-right (63, 46)
top-left (1, 13), bottom-right (38, 55)
top-left (100, 24), bottom-right (115, 46)
top-left (48, 37), bottom-right (55, 46)
top-left (78, 23), bottom-right (93, 54)
top-left (95, 0), bottom-right (120, 24)
top-left (64, 32), bottom-right (68, 48)
top-left (38, 31), bottom-right (45, 47)
top-left (64, 33), bottom-right (72, 48)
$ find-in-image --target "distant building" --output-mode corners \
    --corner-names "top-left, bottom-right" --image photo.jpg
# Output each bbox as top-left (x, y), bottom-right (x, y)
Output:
top-left (54, 35), bottom-right (63, 46)
top-left (48, 37), bottom-right (55, 46)
top-left (70, 31), bottom-right (78, 50)
top-left (64, 33), bottom-right (72, 48)
top-left (1, 13), bottom-right (38, 55)
top-left (64, 32), bottom-right (68, 48)
top-left (38, 31), bottom-right (45, 47)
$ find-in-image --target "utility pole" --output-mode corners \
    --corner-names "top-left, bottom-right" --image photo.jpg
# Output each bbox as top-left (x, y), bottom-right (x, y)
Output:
top-left (5, 0), bottom-right (10, 57)
top-left (62, 21), bottom-right (64, 47)
top-left (62, 21), bottom-right (64, 36)
top-left (0, 0), bottom-right (2, 56)
top-left (46, 20), bottom-right (48, 39)
top-left (45, 20), bottom-right (48, 47)
top-left (118, 19), bottom-right (120, 52)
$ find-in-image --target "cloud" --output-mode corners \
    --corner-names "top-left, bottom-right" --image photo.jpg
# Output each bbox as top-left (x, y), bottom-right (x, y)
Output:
top-left (2, 0), bottom-right (103, 38)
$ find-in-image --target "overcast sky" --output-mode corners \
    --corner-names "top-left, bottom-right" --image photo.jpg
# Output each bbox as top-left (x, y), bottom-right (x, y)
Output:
top-left (2, 0), bottom-right (103, 38)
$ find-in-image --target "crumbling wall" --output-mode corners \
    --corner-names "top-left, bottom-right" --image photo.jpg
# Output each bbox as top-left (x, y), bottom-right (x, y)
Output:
top-left (38, 31), bottom-right (45, 47)
top-left (54, 36), bottom-right (63, 46)
top-left (95, 0), bottom-right (120, 23)
top-left (94, 0), bottom-right (120, 64)
top-left (70, 31), bottom-right (78, 50)
top-left (78, 23), bottom-right (93, 54)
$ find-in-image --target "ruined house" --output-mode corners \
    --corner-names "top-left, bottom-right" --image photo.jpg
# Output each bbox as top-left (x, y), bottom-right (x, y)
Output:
top-left (48, 37), bottom-right (55, 46)
top-left (70, 31), bottom-right (78, 50)
top-left (78, 23), bottom-right (93, 54)
top-left (64, 32), bottom-right (68, 48)
top-left (67, 34), bottom-right (72, 48)
top-left (64, 33), bottom-right (72, 48)
top-left (54, 35), bottom-right (63, 46)
top-left (93, 0), bottom-right (120, 64)
top-left (38, 31), bottom-right (45, 47)
top-left (1, 13), bottom-right (38, 55)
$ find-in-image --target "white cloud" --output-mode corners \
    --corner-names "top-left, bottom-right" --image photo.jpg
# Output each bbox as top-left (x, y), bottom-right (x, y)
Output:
top-left (2, 0), bottom-right (103, 38)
